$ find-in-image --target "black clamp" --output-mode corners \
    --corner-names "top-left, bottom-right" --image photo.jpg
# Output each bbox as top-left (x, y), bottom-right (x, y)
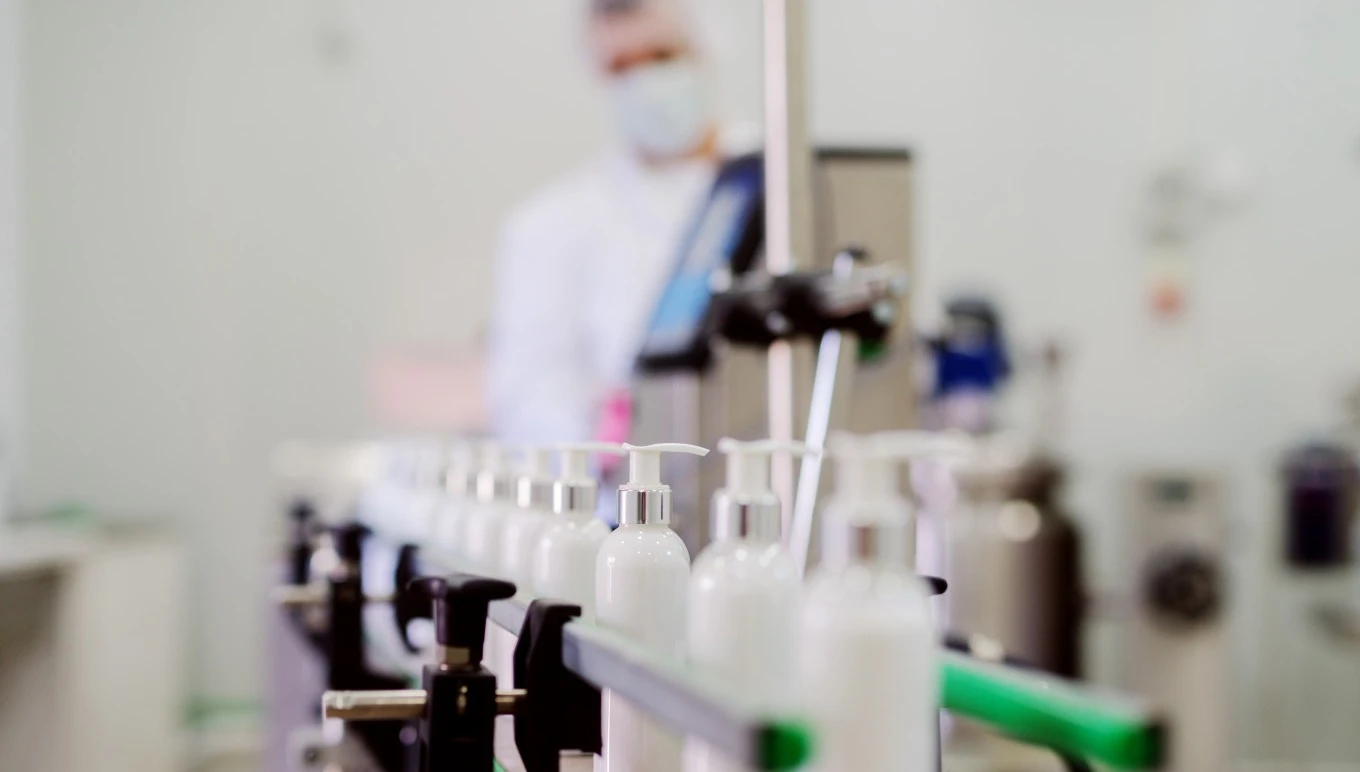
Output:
top-left (308, 523), bottom-right (414, 772)
top-left (512, 600), bottom-right (602, 771)
top-left (711, 246), bottom-right (904, 349)
top-left (410, 574), bottom-right (518, 771)
top-left (323, 573), bottom-right (521, 772)
top-left (393, 544), bottom-right (426, 653)
top-left (286, 498), bottom-right (320, 586)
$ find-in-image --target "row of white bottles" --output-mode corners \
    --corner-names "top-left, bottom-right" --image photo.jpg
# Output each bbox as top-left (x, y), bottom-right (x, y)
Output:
top-left (361, 432), bottom-right (966, 772)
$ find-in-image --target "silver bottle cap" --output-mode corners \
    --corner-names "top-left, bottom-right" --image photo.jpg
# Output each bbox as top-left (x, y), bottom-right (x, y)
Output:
top-left (516, 477), bottom-right (554, 510)
top-left (552, 480), bottom-right (597, 516)
top-left (710, 489), bottom-right (781, 543)
top-left (476, 471), bottom-right (513, 504)
top-left (824, 516), bottom-right (910, 568)
top-left (619, 488), bottom-right (671, 526)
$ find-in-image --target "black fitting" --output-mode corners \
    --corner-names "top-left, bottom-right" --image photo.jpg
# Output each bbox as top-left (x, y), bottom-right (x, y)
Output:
top-left (408, 574), bottom-right (516, 663)
top-left (513, 600), bottom-right (602, 771)
top-left (333, 522), bottom-right (371, 563)
top-left (393, 544), bottom-right (425, 653)
top-left (286, 499), bottom-right (318, 586)
top-left (323, 523), bottom-right (413, 772)
top-left (408, 573), bottom-right (517, 772)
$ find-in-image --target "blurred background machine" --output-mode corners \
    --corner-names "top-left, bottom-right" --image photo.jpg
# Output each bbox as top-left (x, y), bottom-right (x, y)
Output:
top-left (1127, 471), bottom-right (1230, 772)
top-left (631, 147), bottom-right (916, 554)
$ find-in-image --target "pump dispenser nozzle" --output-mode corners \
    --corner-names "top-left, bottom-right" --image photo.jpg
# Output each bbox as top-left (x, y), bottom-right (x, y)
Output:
top-left (618, 443), bottom-right (709, 526)
top-left (713, 439), bottom-right (819, 542)
top-left (553, 442), bottom-right (627, 516)
top-left (824, 431), bottom-right (970, 569)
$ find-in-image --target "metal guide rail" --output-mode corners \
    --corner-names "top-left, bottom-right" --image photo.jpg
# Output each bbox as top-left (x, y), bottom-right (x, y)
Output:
top-left (314, 537), bottom-right (1166, 771)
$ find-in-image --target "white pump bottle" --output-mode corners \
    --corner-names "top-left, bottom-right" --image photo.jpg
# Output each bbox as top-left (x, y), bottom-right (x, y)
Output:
top-left (500, 447), bottom-right (556, 588)
top-left (684, 439), bottom-right (812, 772)
top-left (402, 439), bottom-right (447, 543)
top-left (459, 444), bottom-right (517, 683)
top-left (460, 443), bottom-right (515, 579)
top-left (798, 432), bottom-right (949, 772)
top-left (596, 442), bottom-right (709, 772)
top-left (431, 441), bottom-right (476, 560)
top-left (532, 442), bottom-right (624, 620)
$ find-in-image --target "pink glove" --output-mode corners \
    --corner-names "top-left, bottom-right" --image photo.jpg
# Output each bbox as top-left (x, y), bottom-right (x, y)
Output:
top-left (593, 388), bottom-right (634, 475)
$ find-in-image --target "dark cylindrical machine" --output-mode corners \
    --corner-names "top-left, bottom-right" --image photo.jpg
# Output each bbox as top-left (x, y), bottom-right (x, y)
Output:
top-left (947, 448), bottom-right (1083, 678)
top-left (1281, 441), bottom-right (1357, 569)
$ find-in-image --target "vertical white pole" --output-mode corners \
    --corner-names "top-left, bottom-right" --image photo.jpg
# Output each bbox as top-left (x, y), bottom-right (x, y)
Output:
top-left (762, 0), bottom-right (814, 539)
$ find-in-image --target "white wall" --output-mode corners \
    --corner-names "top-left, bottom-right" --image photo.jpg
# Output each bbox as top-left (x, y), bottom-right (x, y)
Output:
top-left (22, 0), bottom-right (613, 707)
top-left (0, 0), bottom-right (19, 522)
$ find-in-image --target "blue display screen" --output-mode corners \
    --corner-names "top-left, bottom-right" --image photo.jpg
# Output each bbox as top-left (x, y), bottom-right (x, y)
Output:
top-left (642, 183), bottom-right (755, 354)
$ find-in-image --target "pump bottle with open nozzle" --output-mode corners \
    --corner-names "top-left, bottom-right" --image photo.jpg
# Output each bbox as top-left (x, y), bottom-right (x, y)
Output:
top-left (684, 439), bottom-right (813, 772)
top-left (596, 442), bottom-right (709, 772)
top-left (798, 432), bottom-right (960, 772)
top-left (532, 442), bottom-right (625, 620)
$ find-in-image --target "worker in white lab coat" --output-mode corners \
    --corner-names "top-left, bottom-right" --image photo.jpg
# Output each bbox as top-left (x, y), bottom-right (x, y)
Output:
top-left (487, 0), bottom-right (732, 444)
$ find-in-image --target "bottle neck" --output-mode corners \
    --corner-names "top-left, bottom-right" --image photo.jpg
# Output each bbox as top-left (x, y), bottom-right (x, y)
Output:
top-left (823, 517), bottom-right (910, 571)
top-left (516, 477), bottom-right (554, 510)
top-left (552, 480), bottom-right (597, 518)
top-left (710, 490), bottom-right (781, 544)
top-left (619, 488), bottom-right (670, 526)
top-left (476, 471), bottom-right (513, 504)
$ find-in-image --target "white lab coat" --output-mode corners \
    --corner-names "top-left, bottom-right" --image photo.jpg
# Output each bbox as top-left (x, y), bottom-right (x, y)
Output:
top-left (487, 148), bottom-right (717, 443)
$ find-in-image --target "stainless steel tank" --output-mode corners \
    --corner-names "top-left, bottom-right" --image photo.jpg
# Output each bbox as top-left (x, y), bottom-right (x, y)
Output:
top-left (945, 447), bottom-right (1083, 677)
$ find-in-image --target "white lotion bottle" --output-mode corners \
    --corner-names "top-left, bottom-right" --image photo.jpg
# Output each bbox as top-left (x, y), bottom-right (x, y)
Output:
top-left (596, 442), bottom-right (710, 772)
top-left (460, 443), bottom-right (515, 579)
top-left (500, 447), bottom-right (556, 588)
top-left (402, 438), bottom-right (446, 543)
top-left (799, 433), bottom-right (939, 772)
top-left (431, 441), bottom-right (476, 561)
top-left (460, 443), bottom-right (516, 682)
top-left (481, 446), bottom-right (556, 684)
top-left (532, 442), bottom-right (625, 619)
top-left (684, 439), bottom-right (813, 772)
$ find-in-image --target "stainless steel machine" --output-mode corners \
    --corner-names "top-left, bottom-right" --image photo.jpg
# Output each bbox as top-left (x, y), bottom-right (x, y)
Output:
top-left (630, 147), bottom-right (918, 557)
top-left (1127, 470), bottom-right (1229, 772)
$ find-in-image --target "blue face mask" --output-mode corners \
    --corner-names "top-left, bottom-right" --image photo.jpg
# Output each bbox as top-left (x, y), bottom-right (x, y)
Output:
top-left (609, 59), bottom-right (712, 159)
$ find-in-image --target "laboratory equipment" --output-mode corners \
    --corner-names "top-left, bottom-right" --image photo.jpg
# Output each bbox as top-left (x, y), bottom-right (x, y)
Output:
top-left (1127, 471), bottom-right (1228, 772)
top-left (923, 296), bottom-right (1012, 433)
top-left (1280, 440), bottom-right (1357, 569)
top-left (947, 441), bottom-right (1084, 677)
top-left (630, 148), bottom-right (917, 556)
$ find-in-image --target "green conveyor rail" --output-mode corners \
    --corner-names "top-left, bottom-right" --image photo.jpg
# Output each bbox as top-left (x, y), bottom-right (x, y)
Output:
top-left (941, 651), bottom-right (1164, 769)
top-left (379, 536), bottom-right (1166, 769)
